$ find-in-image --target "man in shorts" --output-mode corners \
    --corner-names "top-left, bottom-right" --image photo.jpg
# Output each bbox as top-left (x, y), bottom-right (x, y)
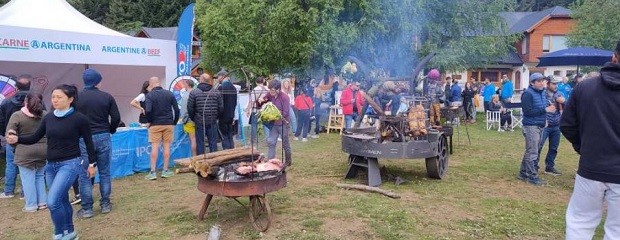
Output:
top-left (144, 77), bottom-right (180, 180)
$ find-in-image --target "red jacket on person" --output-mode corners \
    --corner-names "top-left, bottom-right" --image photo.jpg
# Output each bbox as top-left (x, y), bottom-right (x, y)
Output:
top-left (340, 85), bottom-right (365, 115)
top-left (294, 95), bottom-right (313, 110)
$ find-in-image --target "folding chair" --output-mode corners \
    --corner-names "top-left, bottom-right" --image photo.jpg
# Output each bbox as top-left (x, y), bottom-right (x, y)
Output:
top-left (485, 110), bottom-right (501, 131)
top-left (504, 102), bottom-right (523, 130)
top-left (511, 109), bottom-right (523, 130)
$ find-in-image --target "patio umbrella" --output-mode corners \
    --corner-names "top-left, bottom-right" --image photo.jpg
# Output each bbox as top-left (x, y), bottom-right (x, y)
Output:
top-left (537, 47), bottom-right (613, 74)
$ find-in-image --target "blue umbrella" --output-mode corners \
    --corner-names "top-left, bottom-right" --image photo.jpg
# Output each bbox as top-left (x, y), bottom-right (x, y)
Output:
top-left (537, 47), bottom-right (613, 67)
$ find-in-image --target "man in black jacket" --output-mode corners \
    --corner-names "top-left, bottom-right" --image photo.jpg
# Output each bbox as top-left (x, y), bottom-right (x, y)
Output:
top-left (188, 73), bottom-right (223, 154)
top-left (562, 40), bottom-right (620, 239)
top-left (216, 70), bottom-right (237, 150)
top-left (144, 77), bottom-right (179, 180)
top-left (75, 69), bottom-right (121, 218)
top-left (0, 74), bottom-right (30, 199)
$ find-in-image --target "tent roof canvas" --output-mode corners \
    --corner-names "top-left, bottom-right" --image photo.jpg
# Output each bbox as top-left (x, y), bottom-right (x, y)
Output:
top-left (0, 0), bottom-right (127, 37)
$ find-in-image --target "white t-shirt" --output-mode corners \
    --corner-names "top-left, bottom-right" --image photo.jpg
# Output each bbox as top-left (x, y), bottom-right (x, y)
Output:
top-left (134, 93), bottom-right (146, 102)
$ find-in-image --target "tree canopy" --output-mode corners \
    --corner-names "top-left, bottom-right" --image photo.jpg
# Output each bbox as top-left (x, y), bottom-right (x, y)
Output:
top-left (567, 0), bottom-right (620, 51)
top-left (196, 0), bottom-right (519, 76)
top-left (515, 0), bottom-right (576, 11)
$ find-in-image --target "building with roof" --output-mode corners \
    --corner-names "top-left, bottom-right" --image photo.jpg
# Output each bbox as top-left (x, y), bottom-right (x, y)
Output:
top-left (450, 6), bottom-right (575, 90)
top-left (135, 27), bottom-right (204, 77)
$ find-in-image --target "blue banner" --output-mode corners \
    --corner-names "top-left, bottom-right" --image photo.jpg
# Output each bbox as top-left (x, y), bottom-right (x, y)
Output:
top-left (176, 3), bottom-right (195, 77)
top-left (97, 125), bottom-right (191, 181)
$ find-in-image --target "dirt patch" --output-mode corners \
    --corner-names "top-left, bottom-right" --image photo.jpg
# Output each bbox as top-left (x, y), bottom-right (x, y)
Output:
top-left (323, 218), bottom-right (377, 239)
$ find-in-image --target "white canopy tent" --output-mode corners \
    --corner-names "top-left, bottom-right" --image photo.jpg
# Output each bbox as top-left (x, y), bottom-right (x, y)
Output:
top-left (0, 0), bottom-right (177, 124)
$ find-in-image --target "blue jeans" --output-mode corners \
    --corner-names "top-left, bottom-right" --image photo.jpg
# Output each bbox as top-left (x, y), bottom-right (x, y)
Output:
top-left (249, 113), bottom-right (259, 147)
top-left (345, 112), bottom-right (358, 129)
top-left (249, 114), bottom-right (271, 146)
top-left (18, 165), bottom-right (47, 211)
top-left (295, 109), bottom-right (311, 138)
top-left (46, 158), bottom-right (81, 235)
top-left (263, 122), bottom-right (272, 138)
top-left (79, 133), bottom-right (112, 210)
top-left (218, 119), bottom-right (234, 150)
top-left (537, 126), bottom-right (560, 171)
top-left (520, 126), bottom-right (543, 181)
top-left (3, 144), bottom-right (19, 194)
top-left (196, 122), bottom-right (219, 155)
top-left (267, 124), bottom-right (292, 164)
top-left (289, 106), bottom-right (297, 134)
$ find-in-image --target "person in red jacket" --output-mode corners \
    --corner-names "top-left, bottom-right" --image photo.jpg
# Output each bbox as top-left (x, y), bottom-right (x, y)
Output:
top-left (293, 87), bottom-right (313, 141)
top-left (340, 82), bottom-right (365, 129)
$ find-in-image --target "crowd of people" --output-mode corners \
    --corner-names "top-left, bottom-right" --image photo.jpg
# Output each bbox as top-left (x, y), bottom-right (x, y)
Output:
top-left (1, 70), bottom-right (117, 240)
top-left (2, 39), bottom-right (620, 238)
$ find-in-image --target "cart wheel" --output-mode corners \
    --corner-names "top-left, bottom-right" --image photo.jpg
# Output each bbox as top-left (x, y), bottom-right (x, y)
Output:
top-left (249, 195), bottom-right (272, 232)
top-left (425, 134), bottom-right (449, 179)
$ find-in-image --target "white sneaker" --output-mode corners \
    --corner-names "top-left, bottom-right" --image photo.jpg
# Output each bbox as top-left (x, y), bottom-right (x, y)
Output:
top-left (278, 137), bottom-right (282, 142)
top-left (310, 134), bottom-right (319, 139)
top-left (293, 137), bottom-right (299, 141)
top-left (302, 138), bottom-right (308, 142)
top-left (0, 192), bottom-right (15, 199)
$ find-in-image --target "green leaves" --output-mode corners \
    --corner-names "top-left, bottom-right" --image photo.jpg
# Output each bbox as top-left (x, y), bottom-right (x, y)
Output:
top-left (196, 0), bottom-right (322, 75)
top-left (196, 0), bottom-right (522, 76)
top-left (567, 0), bottom-right (620, 51)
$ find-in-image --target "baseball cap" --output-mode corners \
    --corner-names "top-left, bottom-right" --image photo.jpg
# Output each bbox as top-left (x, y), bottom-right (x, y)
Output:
top-left (529, 73), bottom-right (545, 82)
top-left (548, 76), bottom-right (562, 84)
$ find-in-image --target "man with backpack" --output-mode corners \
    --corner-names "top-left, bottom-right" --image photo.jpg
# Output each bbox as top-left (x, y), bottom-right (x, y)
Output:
top-left (0, 75), bottom-right (31, 198)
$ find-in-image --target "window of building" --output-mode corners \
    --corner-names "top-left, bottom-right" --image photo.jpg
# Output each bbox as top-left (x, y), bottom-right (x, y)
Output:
top-left (543, 35), bottom-right (568, 53)
top-left (522, 36), bottom-right (528, 54)
top-left (553, 70), bottom-right (562, 76)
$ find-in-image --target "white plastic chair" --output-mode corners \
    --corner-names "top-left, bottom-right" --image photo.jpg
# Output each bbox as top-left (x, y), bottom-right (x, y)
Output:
top-left (486, 111), bottom-right (501, 131)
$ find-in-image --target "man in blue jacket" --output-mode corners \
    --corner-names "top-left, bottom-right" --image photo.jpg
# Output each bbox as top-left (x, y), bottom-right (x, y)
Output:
top-left (449, 79), bottom-right (462, 106)
top-left (518, 73), bottom-right (555, 186)
top-left (537, 76), bottom-right (565, 177)
top-left (482, 78), bottom-right (495, 112)
top-left (562, 40), bottom-right (620, 239)
top-left (500, 74), bottom-right (514, 103)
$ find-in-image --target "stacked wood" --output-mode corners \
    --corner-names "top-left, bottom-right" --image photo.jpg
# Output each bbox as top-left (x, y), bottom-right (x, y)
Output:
top-left (193, 148), bottom-right (261, 178)
top-left (174, 158), bottom-right (192, 168)
top-left (408, 104), bottom-right (428, 136)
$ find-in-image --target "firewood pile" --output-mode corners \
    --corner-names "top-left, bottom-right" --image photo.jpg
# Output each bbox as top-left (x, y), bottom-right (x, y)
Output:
top-left (174, 147), bottom-right (261, 178)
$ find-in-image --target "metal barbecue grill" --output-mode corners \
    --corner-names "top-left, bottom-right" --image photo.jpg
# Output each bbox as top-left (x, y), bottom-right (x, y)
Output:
top-left (195, 157), bottom-right (287, 232)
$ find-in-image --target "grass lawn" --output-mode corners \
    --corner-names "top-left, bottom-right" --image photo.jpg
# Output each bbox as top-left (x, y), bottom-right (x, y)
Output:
top-left (0, 118), bottom-right (604, 239)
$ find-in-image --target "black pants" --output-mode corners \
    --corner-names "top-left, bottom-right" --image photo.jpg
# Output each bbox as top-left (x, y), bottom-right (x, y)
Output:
top-left (500, 113), bottom-right (512, 127)
top-left (463, 98), bottom-right (473, 120)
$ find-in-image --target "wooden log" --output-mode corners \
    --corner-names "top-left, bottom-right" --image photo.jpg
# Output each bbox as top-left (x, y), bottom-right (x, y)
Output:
top-left (175, 167), bottom-right (194, 174)
top-left (191, 147), bottom-right (258, 162)
top-left (336, 183), bottom-right (401, 199)
top-left (174, 158), bottom-right (192, 167)
top-left (192, 148), bottom-right (261, 177)
top-left (361, 92), bottom-right (385, 117)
